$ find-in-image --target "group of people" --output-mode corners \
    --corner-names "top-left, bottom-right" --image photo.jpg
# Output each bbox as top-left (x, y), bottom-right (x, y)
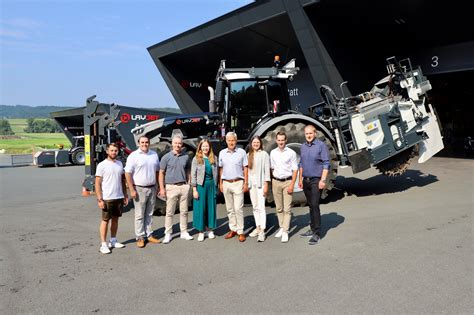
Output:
top-left (94, 124), bottom-right (330, 254)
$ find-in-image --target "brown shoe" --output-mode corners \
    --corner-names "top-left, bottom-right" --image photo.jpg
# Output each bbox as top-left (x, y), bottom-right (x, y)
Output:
top-left (147, 236), bottom-right (161, 244)
top-left (238, 234), bottom-right (246, 242)
top-left (136, 239), bottom-right (145, 248)
top-left (224, 231), bottom-right (237, 239)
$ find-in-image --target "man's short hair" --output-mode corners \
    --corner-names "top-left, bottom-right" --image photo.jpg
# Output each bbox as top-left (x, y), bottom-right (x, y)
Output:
top-left (304, 125), bottom-right (317, 132)
top-left (106, 142), bottom-right (119, 150)
top-left (276, 131), bottom-right (287, 139)
top-left (137, 135), bottom-right (149, 143)
top-left (226, 131), bottom-right (238, 140)
top-left (171, 134), bottom-right (183, 143)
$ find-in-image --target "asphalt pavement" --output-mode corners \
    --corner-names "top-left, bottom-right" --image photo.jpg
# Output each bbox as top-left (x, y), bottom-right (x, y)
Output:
top-left (0, 157), bottom-right (472, 313)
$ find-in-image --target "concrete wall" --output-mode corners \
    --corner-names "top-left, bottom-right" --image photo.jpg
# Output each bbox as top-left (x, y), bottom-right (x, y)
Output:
top-left (0, 154), bottom-right (33, 167)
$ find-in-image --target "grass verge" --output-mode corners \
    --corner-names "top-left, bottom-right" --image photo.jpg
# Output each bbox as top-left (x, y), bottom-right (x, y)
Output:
top-left (0, 132), bottom-right (70, 154)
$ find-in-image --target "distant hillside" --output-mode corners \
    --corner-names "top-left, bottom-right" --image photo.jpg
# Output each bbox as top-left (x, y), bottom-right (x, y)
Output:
top-left (0, 105), bottom-right (181, 119)
top-left (0, 105), bottom-right (75, 118)
top-left (158, 107), bottom-right (181, 114)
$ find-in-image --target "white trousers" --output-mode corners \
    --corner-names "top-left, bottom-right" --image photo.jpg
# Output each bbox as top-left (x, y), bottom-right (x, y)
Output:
top-left (223, 180), bottom-right (244, 234)
top-left (249, 184), bottom-right (266, 230)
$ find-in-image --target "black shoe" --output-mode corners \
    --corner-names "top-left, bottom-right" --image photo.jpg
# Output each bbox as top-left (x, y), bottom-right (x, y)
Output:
top-left (300, 230), bottom-right (314, 238)
top-left (308, 234), bottom-right (320, 245)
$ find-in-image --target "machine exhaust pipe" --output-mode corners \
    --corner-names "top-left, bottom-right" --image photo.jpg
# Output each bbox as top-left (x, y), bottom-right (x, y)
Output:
top-left (208, 86), bottom-right (215, 112)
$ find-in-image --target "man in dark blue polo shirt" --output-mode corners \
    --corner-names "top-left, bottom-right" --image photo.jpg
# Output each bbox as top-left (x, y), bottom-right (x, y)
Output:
top-left (298, 125), bottom-right (330, 245)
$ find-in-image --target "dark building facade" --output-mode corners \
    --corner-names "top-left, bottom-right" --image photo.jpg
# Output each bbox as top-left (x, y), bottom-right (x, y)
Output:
top-left (148, 0), bottom-right (473, 153)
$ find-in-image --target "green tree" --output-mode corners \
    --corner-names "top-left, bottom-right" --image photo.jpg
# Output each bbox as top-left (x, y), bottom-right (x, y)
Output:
top-left (0, 119), bottom-right (15, 135)
top-left (24, 118), bottom-right (62, 133)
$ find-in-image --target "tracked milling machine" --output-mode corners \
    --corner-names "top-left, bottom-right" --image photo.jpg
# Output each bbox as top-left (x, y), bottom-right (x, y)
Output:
top-left (313, 56), bottom-right (444, 177)
top-left (129, 56), bottom-right (444, 202)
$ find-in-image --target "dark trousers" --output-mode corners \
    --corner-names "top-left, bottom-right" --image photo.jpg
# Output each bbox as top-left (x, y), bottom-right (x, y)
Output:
top-left (303, 177), bottom-right (321, 236)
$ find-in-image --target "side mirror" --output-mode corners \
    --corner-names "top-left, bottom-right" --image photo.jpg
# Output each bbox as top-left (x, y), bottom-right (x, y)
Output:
top-left (215, 81), bottom-right (226, 103)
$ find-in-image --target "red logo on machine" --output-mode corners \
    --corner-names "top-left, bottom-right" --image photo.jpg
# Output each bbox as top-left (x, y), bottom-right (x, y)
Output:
top-left (180, 80), bottom-right (208, 89)
top-left (176, 118), bottom-right (201, 125)
top-left (120, 113), bottom-right (131, 123)
top-left (120, 113), bottom-right (160, 124)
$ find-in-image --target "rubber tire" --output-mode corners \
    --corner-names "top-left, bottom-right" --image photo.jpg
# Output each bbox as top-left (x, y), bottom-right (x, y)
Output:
top-left (70, 148), bottom-right (85, 165)
top-left (261, 122), bottom-right (338, 203)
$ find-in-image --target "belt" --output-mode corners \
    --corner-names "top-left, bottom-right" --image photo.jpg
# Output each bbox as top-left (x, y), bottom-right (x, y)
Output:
top-left (223, 179), bottom-right (243, 183)
top-left (303, 176), bottom-right (319, 181)
top-left (273, 176), bottom-right (292, 182)
top-left (168, 182), bottom-right (187, 186)
top-left (135, 184), bottom-right (155, 188)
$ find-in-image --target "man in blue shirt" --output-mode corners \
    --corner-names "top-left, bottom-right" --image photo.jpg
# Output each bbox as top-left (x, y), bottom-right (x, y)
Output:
top-left (219, 132), bottom-right (249, 242)
top-left (298, 125), bottom-right (330, 245)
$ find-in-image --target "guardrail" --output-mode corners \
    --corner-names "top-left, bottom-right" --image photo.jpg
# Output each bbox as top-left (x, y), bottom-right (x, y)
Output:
top-left (0, 154), bottom-right (33, 167)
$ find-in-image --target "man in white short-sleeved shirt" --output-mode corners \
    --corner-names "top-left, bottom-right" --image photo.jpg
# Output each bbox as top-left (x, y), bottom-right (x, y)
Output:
top-left (125, 136), bottom-right (161, 248)
top-left (270, 131), bottom-right (298, 243)
top-left (95, 143), bottom-right (128, 254)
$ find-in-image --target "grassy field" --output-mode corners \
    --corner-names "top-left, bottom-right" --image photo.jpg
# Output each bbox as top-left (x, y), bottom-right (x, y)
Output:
top-left (8, 118), bottom-right (30, 133)
top-left (0, 119), bottom-right (70, 154)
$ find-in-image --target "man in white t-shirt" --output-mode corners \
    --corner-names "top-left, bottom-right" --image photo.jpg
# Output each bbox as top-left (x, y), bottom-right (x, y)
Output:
top-left (95, 143), bottom-right (129, 254)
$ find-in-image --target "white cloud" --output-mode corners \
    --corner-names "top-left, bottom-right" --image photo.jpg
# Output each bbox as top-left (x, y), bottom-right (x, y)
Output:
top-left (83, 42), bottom-right (144, 56)
top-left (116, 43), bottom-right (142, 51)
top-left (3, 18), bottom-right (43, 29)
top-left (0, 28), bottom-right (27, 39)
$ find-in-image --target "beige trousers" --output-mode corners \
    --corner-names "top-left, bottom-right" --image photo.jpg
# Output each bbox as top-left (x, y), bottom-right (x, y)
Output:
top-left (165, 184), bottom-right (190, 235)
top-left (223, 180), bottom-right (244, 234)
top-left (272, 179), bottom-right (293, 232)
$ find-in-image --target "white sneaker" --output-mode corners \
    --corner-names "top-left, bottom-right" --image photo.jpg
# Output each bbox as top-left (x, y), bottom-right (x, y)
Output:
top-left (197, 233), bottom-right (205, 242)
top-left (180, 232), bottom-right (194, 240)
top-left (163, 233), bottom-right (172, 244)
top-left (281, 231), bottom-right (289, 243)
top-left (99, 244), bottom-right (111, 254)
top-left (274, 228), bottom-right (283, 238)
top-left (108, 239), bottom-right (125, 248)
top-left (249, 228), bottom-right (259, 237)
top-left (208, 231), bottom-right (215, 239)
top-left (257, 231), bottom-right (265, 242)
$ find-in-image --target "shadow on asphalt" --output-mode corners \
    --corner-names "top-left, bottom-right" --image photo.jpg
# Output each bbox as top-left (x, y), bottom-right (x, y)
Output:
top-left (324, 169), bottom-right (439, 202)
top-left (119, 169), bottom-right (434, 244)
top-left (120, 211), bottom-right (345, 244)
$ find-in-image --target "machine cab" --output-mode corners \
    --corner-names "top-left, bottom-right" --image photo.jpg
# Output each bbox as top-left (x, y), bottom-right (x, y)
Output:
top-left (226, 79), bottom-right (291, 139)
top-left (214, 58), bottom-right (298, 140)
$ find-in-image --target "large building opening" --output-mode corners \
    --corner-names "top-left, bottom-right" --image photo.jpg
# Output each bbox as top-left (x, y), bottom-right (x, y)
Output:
top-left (428, 70), bottom-right (474, 157)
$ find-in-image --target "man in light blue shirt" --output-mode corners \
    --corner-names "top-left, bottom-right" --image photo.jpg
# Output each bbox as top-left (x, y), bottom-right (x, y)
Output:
top-left (219, 132), bottom-right (248, 242)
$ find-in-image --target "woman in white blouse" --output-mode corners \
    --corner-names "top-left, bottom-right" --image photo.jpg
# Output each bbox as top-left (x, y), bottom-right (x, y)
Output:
top-left (247, 136), bottom-right (271, 242)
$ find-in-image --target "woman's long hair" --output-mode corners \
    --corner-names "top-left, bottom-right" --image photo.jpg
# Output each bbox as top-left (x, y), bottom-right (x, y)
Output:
top-left (196, 139), bottom-right (215, 164)
top-left (248, 136), bottom-right (263, 170)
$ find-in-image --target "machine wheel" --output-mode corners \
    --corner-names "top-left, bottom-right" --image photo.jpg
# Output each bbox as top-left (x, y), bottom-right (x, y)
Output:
top-left (152, 141), bottom-right (172, 159)
top-left (70, 147), bottom-right (85, 165)
top-left (261, 122), bottom-right (338, 204)
top-left (375, 145), bottom-right (418, 176)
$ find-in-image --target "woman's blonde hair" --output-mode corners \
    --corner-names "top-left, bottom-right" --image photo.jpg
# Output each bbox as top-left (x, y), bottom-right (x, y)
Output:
top-left (248, 136), bottom-right (263, 170)
top-left (196, 139), bottom-right (215, 164)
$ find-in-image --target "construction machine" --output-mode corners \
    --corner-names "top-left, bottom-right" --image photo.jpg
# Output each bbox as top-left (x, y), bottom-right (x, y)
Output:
top-left (129, 56), bottom-right (444, 203)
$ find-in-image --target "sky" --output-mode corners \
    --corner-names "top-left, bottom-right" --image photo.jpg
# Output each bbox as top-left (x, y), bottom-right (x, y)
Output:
top-left (0, 0), bottom-right (253, 108)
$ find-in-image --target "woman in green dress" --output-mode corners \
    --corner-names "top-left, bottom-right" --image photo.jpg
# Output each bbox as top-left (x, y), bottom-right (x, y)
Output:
top-left (191, 139), bottom-right (218, 242)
